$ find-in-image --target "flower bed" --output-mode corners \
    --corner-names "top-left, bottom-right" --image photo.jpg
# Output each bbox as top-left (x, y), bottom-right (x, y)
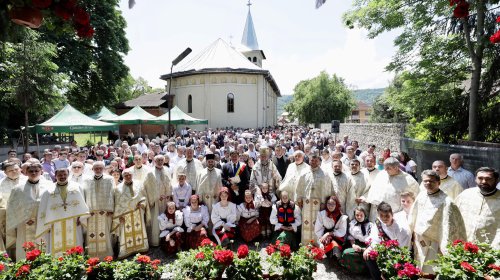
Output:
top-left (0, 242), bottom-right (161, 280)
top-left (163, 239), bottom-right (325, 280)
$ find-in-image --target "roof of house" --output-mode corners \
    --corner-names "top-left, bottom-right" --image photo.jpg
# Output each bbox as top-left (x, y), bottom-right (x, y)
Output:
top-left (160, 38), bottom-right (280, 96)
top-left (115, 92), bottom-right (168, 109)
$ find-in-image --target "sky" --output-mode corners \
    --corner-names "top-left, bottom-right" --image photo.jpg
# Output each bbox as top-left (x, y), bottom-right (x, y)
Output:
top-left (118, 0), bottom-right (400, 95)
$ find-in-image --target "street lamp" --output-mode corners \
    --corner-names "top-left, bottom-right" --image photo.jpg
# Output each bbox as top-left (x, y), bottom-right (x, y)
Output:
top-left (166, 47), bottom-right (192, 137)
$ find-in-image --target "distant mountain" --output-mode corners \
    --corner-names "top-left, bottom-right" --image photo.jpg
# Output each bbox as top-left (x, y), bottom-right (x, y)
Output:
top-left (277, 95), bottom-right (293, 116)
top-left (352, 88), bottom-right (385, 105)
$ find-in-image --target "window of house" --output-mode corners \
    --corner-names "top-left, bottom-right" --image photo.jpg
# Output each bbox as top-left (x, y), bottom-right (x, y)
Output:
top-left (227, 93), bottom-right (234, 113)
top-left (252, 57), bottom-right (257, 62)
top-left (188, 95), bottom-right (192, 113)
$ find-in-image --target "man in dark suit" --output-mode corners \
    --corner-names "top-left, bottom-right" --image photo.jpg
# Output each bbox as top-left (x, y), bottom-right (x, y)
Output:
top-left (221, 150), bottom-right (250, 204)
top-left (272, 145), bottom-right (290, 179)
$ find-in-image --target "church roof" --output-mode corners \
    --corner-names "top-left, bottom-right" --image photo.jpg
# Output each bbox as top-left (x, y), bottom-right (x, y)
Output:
top-left (160, 38), bottom-right (280, 96)
top-left (241, 8), bottom-right (259, 50)
top-left (115, 92), bottom-right (169, 109)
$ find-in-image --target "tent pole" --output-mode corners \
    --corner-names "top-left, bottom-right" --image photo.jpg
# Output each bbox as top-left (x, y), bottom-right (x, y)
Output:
top-left (36, 133), bottom-right (40, 159)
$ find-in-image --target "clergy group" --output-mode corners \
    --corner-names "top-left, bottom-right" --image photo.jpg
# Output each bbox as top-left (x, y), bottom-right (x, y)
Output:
top-left (0, 127), bottom-right (498, 280)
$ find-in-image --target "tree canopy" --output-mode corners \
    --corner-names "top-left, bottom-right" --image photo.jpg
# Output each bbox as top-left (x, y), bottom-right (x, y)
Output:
top-left (285, 71), bottom-right (355, 124)
top-left (344, 0), bottom-right (500, 142)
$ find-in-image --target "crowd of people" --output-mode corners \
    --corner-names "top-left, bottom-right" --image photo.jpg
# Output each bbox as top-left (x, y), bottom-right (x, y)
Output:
top-left (0, 127), bottom-right (498, 279)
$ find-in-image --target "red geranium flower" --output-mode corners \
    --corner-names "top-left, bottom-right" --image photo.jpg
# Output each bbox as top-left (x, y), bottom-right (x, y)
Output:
top-left (200, 238), bottom-right (216, 247)
top-left (86, 266), bottom-right (93, 274)
top-left (151, 259), bottom-right (161, 265)
top-left (464, 242), bottom-right (479, 253)
top-left (136, 255), bottom-right (151, 264)
top-left (266, 245), bottom-right (276, 255)
top-left (452, 239), bottom-right (464, 246)
top-left (279, 244), bottom-right (292, 258)
top-left (0, 263), bottom-right (4, 272)
top-left (32, 0), bottom-right (52, 9)
top-left (104, 256), bottom-right (113, 262)
top-left (66, 246), bottom-right (84, 255)
top-left (394, 263), bottom-right (402, 269)
top-left (87, 257), bottom-right (99, 266)
top-left (76, 24), bottom-right (95, 38)
top-left (213, 249), bottom-right (234, 266)
top-left (195, 252), bottom-right (205, 260)
top-left (26, 249), bottom-right (41, 261)
top-left (16, 265), bottom-right (30, 277)
top-left (496, 16), bottom-right (500, 23)
top-left (488, 264), bottom-right (500, 271)
top-left (368, 250), bottom-right (379, 260)
top-left (453, 0), bottom-right (470, 18)
top-left (237, 244), bottom-right (249, 259)
top-left (490, 31), bottom-right (500, 44)
top-left (310, 246), bottom-right (325, 261)
top-left (22, 242), bottom-right (36, 251)
top-left (460, 261), bottom-right (476, 272)
top-left (73, 6), bottom-right (90, 25)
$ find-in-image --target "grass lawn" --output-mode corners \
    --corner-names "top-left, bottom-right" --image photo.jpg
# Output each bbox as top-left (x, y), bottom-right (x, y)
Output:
top-left (73, 132), bottom-right (108, 147)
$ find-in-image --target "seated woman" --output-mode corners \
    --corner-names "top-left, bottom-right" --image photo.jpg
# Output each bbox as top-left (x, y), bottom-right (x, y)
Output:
top-left (314, 195), bottom-right (348, 259)
top-left (254, 183), bottom-right (277, 239)
top-left (237, 190), bottom-right (260, 243)
top-left (270, 191), bottom-right (301, 249)
top-left (158, 201), bottom-right (184, 254)
top-left (341, 206), bottom-right (373, 274)
top-left (183, 195), bottom-right (210, 249)
top-left (211, 187), bottom-right (238, 246)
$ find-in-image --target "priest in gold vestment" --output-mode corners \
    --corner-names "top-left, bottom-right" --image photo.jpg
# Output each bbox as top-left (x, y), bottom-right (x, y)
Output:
top-left (295, 153), bottom-right (333, 245)
top-left (328, 160), bottom-right (354, 218)
top-left (82, 162), bottom-right (114, 259)
top-left (143, 155), bottom-right (172, 247)
top-left (7, 163), bottom-right (52, 260)
top-left (408, 170), bottom-right (466, 274)
top-left (35, 168), bottom-right (90, 257)
top-left (172, 147), bottom-right (203, 193)
top-left (455, 167), bottom-right (500, 249)
top-left (112, 170), bottom-right (149, 259)
top-left (196, 154), bottom-right (223, 214)
top-left (278, 151), bottom-right (309, 197)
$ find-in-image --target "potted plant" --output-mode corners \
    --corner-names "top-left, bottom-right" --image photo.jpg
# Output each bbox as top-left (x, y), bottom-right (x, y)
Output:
top-left (113, 254), bottom-right (161, 280)
top-left (225, 244), bottom-right (263, 280)
top-left (430, 240), bottom-right (500, 280)
top-left (371, 240), bottom-right (421, 280)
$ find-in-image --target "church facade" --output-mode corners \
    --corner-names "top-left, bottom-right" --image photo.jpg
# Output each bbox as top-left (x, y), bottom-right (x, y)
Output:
top-left (160, 6), bottom-right (280, 129)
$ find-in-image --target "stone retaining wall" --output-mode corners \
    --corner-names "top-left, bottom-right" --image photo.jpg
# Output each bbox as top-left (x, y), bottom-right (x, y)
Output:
top-left (319, 123), bottom-right (406, 152)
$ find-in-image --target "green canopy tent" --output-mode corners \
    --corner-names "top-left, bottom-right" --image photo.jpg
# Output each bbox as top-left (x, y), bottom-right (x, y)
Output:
top-left (152, 106), bottom-right (208, 125)
top-left (100, 105), bottom-right (158, 136)
top-left (89, 106), bottom-right (118, 120)
top-left (34, 104), bottom-right (118, 154)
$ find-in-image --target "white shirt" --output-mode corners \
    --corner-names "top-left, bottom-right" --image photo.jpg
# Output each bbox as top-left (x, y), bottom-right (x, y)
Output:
top-left (172, 183), bottom-right (192, 209)
top-left (368, 218), bottom-right (411, 248)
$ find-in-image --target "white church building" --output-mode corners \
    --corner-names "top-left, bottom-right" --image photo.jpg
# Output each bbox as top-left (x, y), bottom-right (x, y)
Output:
top-left (160, 4), bottom-right (281, 129)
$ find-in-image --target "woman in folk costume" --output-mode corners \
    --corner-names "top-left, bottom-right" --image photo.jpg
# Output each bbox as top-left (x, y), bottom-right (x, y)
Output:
top-left (211, 187), bottom-right (238, 247)
top-left (237, 190), bottom-right (260, 243)
top-left (314, 195), bottom-right (348, 259)
top-left (183, 194), bottom-right (209, 249)
top-left (341, 206), bottom-right (373, 274)
top-left (254, 183), bottom-right (277, 239)
top-left (270, 191), bottom-right (301, 249)
top-left (158, 201), bottom-right (184, 254)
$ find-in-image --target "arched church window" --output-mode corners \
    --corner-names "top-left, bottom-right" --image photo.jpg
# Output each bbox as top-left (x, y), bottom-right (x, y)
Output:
top-left (227, 93), bottom-right (234, 113)
top-left (188, 95), bottom-right (192, 113)
top-left (252, 57), bottom-right (257, 62)
top-left (248, 57), bottom-right (251, 61)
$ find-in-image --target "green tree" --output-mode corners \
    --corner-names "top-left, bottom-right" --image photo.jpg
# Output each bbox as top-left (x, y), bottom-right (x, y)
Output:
top-left (115, 75), bottom-right (162, 103)
top-left (343, 0), bottom-right (500, 141)
top-left (40, 0), bottom-right (130, 114)
top-left (0, 30), bottom-right (66, 151)
top-left (285, 71), bottom-right (355, 124)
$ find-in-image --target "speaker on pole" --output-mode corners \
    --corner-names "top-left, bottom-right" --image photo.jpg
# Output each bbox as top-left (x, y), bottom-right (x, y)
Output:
top-left (331, 120), bottom-right (340, 133)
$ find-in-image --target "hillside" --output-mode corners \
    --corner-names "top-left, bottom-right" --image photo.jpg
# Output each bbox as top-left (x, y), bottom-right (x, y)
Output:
top-left (277, 95), bottom-right (293, 116)
top-left (352, 88), bottom-right (385, 105)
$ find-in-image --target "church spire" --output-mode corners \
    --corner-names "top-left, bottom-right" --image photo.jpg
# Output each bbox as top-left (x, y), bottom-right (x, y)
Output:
top-left (241, 0), bottom-right (259, 50)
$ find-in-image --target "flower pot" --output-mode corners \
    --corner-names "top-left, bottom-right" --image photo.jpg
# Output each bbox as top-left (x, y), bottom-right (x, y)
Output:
top-left (9, 7), bottom-right (43, 28)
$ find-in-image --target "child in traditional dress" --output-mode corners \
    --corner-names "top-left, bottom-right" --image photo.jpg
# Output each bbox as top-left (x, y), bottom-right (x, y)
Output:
top-left (237, 190), bottom-right (260, 243)
top-left (183, 195), bottom-right (210, 249)
top-left (211, 187), bottom-right (238, 247)
top-left (254, 183), bottom-right (276, 239)
top-left (158, 201), bottom-right (184, 254)
top-left (341, 206), bottom-right (373, 274)
top-left (314, 195), bottom-right (348, 259)
top-left (270, 191), bottom-right (301, 249)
